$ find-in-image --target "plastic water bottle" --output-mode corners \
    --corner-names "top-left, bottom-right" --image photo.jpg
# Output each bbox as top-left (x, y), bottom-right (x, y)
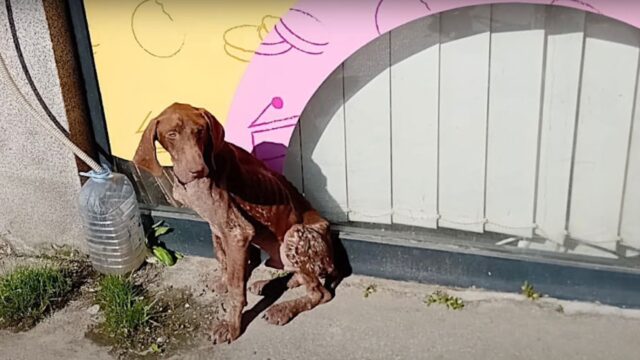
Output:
top-left (78, 168), bottom-right (147, 275)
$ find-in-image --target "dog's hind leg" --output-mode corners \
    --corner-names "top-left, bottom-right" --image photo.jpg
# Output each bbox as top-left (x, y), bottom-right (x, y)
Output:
top-left (261, 223), bottom-right (334, 325)
top-left (262, 271), bottom-right (331, 325)
top-left (248, 272), bottom-right (303, 296)
top-left (248, 226), bottom-right (291, 295)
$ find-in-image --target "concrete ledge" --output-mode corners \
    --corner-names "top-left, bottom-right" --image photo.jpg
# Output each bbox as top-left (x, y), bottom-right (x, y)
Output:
top-left (145, 210), bottom-right (640, 309)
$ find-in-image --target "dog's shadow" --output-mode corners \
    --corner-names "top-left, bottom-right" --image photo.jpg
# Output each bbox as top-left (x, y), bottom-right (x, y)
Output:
top-left (240, 237), bottom-right (352, 333)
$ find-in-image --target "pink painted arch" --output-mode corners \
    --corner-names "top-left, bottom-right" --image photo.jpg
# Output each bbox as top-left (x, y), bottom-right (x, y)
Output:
top-left (225, 0), bottom-right (640, 173)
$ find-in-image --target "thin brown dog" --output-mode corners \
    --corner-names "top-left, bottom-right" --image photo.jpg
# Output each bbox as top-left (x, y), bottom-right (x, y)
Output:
top-left (133, 103), bottom-right (339, 344)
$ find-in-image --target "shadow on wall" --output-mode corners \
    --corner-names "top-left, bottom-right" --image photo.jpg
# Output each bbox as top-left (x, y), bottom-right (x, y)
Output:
top-left (259, 13), bottom-right (443, 223)
top-left (252, 140), bottom-right (353, 279)
top-left (264, 5), bottom-right (640, 259)
top-left (269, 4), bottom-right (603, 177)
top-left (253, 141), bottom-right (345, 218)
top-left (254, 5), bottom-right (528, 183)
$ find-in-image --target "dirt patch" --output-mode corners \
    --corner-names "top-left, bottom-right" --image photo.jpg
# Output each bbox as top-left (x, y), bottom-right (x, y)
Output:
top-left (85, 287), bottom-right (216, 359)
top-left (0, 246), bottom-right (98, 331)
top-left (85, 262), bottom-right (222, 359)
top-left (1, 247), bottom-right (225, 359)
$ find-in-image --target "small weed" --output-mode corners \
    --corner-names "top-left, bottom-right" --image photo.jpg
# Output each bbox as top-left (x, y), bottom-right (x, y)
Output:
top-left (0, 266), bottom-right (73, 329)
top-left (151, 221), bottom-right (172, 238)
top-left (136, 342), bottom-right (162, 356)
top-left (521, 281), bottom-right (541, 301)
top-left (96, 275), bottom-right (155, 338)
top-left (149, 343), bottom-right (161, 353)
top-left (147, 221), bottom-right (183, 267)
top-left (425, 290), bottom-right (465, 310)
top-left (271, 270), bottom-right (290, 279)
top-left (363, 284), bottom-right (377, 298)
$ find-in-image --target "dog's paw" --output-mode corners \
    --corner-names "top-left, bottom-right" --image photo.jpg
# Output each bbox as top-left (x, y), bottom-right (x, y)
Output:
top-left (248, 279), bottom-right (269, 296)
top-left (263, 303), bottom-right (295, 326)
top-left (210, 320), bottom-right (240, 345)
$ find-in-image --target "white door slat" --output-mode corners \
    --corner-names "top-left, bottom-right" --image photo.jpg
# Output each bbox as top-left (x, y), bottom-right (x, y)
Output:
top-left (485, 4), bottom-right (546, 237)
top-left (620, 58), bottom-right (640, 250)
top-left (535, 7), bottom-right (586, 243)
top-left (569, 14), bottom-right (640, 248)
top-left (390, 15), bottom-right (440, 228)
top-left (344, 34), bottom-right (392, 224)
top-left (438, 5), bottom-right (491, 233)
top-left (300, 66), bottom-right (349, 222)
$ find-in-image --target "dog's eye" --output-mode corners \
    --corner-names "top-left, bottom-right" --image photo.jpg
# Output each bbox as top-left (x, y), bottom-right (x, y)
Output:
top-left (166, 132), bottom-right (178, 139)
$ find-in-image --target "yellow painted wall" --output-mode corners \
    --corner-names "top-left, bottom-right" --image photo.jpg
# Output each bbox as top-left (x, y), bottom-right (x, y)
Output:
top-left (84, 0), bottom-right (295, 165)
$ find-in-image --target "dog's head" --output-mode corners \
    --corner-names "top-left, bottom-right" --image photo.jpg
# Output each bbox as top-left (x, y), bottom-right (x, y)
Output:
top-left (133, 103), bottom-right (225, 184)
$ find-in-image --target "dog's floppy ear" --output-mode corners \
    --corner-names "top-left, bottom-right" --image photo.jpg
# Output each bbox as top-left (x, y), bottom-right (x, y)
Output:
top-left (199, 108), bottom-right (225, 154)
top-left (133, 118), bottom-right (163, 176)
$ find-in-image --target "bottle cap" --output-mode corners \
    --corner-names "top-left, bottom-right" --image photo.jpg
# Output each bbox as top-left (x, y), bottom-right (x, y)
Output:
top-left (79, 165), bottom-right (113, 180)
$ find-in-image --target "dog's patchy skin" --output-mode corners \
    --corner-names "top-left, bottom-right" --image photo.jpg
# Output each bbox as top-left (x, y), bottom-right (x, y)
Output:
top-left (134, 103), bottom-right (341, 344)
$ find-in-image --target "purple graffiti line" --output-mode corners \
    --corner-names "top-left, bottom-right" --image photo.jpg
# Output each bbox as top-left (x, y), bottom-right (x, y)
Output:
top-left (375, 0), bottom-right (383, 35)
top-left (419, 0), bottom-right (431, 11)
top-left (251, 123), bottom-right (297, 148)
top-left (273, 7), bottom-right (329, 56)
top-left (255, 47), bottom-right (292, 56)
top-left (251, 115), bottom-right (300, 129)
top-left (258, 15), bottom-right (281, 42)
top-left (249, 97), bottom-right (288, 128)
top-left (279, 19), bottom-right (328, 47)
top-left (289, 8), bottom-right (322, 22)
top-left (375, 0), bottom-right (431, 35)
top-left (223, 16), bottom-right (291, 62)
top-left (550, 0), bottom-right (600, 14)
top-left (261, 154), bottom-right (287, 162)
top-left (273, 26), bottom-right (325, 55)
top-left (223, 9), bottom-right (328, 62)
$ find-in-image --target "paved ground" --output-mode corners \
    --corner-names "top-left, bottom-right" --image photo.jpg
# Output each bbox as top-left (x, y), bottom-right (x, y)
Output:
top-left (2, 255), bottom-right (640, 360)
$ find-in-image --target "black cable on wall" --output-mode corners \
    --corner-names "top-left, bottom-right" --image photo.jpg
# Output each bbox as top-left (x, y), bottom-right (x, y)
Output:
top-left (5, 0), bottom-right (70, 137)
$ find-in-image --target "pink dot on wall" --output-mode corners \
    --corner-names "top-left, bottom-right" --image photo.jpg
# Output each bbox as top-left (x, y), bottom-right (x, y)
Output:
top-left (271, 97), bottom-right (284, 109)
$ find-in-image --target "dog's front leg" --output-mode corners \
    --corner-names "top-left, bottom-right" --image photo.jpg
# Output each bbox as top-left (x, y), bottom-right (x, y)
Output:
top-left (210, 199), bottom-right (254, 344)
top-left (209, 234), bottom-right (228, 294)
top-left (211, 234), bottom-right (249, 344)
top-left (182, 178), bottom-right (252, 343)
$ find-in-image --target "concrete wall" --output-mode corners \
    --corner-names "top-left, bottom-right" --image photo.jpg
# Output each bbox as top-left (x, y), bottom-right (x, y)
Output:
top-left (0, 0), bottom-right (84, 252)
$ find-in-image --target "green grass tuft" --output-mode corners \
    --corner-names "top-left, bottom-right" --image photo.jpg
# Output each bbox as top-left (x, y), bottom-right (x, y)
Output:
top-left (521, 281), bottom-right (541, 301)
top-left (96, 275), bottom-right (154, 338)
top-left (363, 284), bottom-right (377, 298)
top-left (0, 266), bottom-right (72, 329)
top-left (425, 290), bottom-right (465, 310)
